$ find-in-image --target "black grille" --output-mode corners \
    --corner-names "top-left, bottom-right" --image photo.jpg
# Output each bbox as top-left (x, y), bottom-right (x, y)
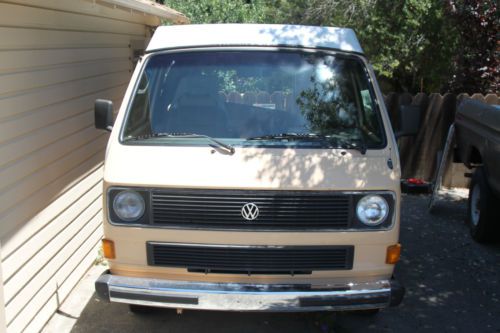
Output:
top-left (147, 243), bottom-right (354, 275)
top-left (151, 189), bottom-right (352, 230)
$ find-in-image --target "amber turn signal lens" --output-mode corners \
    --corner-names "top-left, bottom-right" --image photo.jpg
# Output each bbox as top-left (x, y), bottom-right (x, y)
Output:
top-left (102, 239), bottom-right (116, 259)
top-left (386, 243), bottom-right (401, 264)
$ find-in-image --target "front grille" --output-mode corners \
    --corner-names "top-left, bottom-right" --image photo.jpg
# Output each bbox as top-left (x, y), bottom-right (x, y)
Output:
top-left (147, 243), bottom-right (354, 275)
top-left (151, 189), bottom-right (352, 230)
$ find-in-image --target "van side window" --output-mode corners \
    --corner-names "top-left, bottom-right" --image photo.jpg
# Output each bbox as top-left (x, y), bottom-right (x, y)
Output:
top-left (124, 74), bottom-right (151, 137)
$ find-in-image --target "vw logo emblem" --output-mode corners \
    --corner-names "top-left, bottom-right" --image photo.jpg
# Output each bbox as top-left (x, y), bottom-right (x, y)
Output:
top-left (241, 203), bottom-right (259, 221)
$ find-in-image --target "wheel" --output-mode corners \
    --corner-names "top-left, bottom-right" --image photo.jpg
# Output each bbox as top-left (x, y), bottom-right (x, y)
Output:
top-left (467, 167), bottom-right (498, 242)
top-left (128, 304), bottom-right (154, 314)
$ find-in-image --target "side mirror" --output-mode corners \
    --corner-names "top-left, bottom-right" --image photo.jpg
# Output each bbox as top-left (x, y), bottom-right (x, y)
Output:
top-left (395, 105), bottom-right (421, 139)
top-left (95, 99), bottom-right (114, 131)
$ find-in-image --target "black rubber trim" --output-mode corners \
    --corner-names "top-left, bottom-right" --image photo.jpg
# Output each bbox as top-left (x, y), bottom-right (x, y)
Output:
top-left (110, 290), bottom-right (199, 305)
top-left (389, 277), bottom-right (405, 306)
top-left (144, 45), bottom-right (366, 57)
top-left (94, 270), bottom-right (111, 302)
top-left (299, 295), bottom-right (388, 307)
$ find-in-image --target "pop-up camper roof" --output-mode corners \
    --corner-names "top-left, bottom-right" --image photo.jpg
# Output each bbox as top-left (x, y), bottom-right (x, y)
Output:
top-left (146, 24), bottom-right (364, 53)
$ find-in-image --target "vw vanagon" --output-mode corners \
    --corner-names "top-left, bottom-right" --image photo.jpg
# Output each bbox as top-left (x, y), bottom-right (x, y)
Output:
top-left (95, 24), bottom-right (405, 314)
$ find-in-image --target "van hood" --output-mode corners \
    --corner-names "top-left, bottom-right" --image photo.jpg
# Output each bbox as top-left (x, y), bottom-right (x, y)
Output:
top-left (104, 144), bottom-right (399, 191)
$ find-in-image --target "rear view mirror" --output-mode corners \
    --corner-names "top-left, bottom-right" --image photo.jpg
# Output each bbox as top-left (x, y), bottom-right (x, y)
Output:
top-left (95, 99), bottom-right (114, 131)
top-left (395, 105), bottom-right (421, 139)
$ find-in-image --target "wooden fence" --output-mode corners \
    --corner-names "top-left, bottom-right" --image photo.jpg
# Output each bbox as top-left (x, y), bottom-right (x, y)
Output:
top-left (385, 93), bottom-right (499, 188)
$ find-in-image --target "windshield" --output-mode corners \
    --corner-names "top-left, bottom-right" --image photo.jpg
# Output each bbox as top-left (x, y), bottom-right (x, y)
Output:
top-left (122, 50), bottom-right (386, 149)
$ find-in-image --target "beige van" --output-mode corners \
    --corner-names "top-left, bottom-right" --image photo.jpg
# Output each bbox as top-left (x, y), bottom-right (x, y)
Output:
top-left (94, 24), bottom-right (406, 314)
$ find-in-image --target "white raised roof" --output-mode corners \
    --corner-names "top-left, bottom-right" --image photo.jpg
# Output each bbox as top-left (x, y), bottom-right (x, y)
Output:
top-left (146, 24), bottom-right (363, 54)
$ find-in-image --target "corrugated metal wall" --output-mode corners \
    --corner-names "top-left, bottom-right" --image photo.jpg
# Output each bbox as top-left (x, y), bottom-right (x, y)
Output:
top-left (0, 1), bottom-right (155, 331)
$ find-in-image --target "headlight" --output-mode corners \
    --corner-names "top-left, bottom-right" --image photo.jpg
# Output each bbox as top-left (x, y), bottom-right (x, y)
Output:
top-left (356, 195), bottom-right (389, 226)
top-left (112, 190), bottom-right (145, 222)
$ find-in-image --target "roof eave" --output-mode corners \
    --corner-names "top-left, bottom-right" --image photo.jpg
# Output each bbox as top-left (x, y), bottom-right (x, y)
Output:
top-left (99, 0), bottom-right (189, 24)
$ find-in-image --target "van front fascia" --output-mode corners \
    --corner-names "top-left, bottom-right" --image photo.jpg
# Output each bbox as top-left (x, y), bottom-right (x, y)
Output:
top-left (98, 24), bottom-right (404, 315)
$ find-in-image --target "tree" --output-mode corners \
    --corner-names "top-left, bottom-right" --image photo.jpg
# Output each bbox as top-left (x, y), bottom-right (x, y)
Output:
top-left (157, 0), bottom-right (497, 94)
top-left (264, 0), bottom-right (460, 93)
top-left (163, 0), bottom-right (267, 24)
top-left (444, 0), bottom-right (499, 94)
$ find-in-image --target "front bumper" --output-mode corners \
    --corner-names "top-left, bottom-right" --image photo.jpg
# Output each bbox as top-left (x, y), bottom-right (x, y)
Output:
top-left (95, 271), bottom-right (404, 312)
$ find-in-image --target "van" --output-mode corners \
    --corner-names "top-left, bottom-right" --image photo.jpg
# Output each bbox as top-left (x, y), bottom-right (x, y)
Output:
top-left (95, 24), bottom-right (407, 314)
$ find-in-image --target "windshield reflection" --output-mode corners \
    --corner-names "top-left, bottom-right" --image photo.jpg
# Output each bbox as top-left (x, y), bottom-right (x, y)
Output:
top-left (122, 50), bottom-right (385, 148)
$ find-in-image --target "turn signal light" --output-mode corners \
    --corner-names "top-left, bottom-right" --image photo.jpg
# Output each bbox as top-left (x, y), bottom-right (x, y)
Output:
top-left (386, 243), bottom-right (401, 264)
top-left (102, 239), bottom-right (116, 259)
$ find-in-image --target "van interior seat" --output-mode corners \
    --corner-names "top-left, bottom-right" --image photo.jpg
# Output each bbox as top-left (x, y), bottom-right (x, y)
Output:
top-left (163, 75), bottom-right (230, 137)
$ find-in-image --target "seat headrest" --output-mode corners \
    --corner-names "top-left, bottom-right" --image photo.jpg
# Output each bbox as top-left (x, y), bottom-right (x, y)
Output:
top-left (175, 75), bottom-right (219, 98)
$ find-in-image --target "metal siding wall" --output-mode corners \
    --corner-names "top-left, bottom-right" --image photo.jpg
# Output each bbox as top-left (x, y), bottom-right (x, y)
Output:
top-left (0, 1), bottom-right (149, 331)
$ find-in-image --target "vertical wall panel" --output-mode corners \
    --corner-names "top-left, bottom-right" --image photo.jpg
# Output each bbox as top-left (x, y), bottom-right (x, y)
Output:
top-left (0, 242), bottom-right (5, 333)
top-left (0, 0), bottom-right (155, 331)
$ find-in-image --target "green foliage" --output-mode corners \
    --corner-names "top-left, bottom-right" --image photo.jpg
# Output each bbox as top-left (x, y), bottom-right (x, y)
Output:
top-left (445, 0), bottom-right (499, 94)
top-left (158, 0), bottom-right (496, 93)
top-left (164, 0), bottom-right (267, 24)
top-left (214, 70), bottom-right (265, 93)
top-left (296, 76), bottom-right (353, 134)
top-left (214, 68), bottom-right (292, 94)
top-left (359, 0), bottom-right (459, 93)
top-left (264, 0), bottom-right (460, 93)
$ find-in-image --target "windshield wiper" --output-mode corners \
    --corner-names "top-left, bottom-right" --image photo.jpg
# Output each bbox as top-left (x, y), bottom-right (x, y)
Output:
top-left (127, 132), bottom-right (235, 155)
top-left (247, 133), bottom-right (367, 154)
top-left (247, 133), bottom-right (330, 141)
top-left (337, 138), bottom-right (367, 155)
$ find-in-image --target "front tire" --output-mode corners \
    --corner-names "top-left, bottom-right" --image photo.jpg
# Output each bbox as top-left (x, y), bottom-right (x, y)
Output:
top-left (467, 167), bottom-right (498, 242)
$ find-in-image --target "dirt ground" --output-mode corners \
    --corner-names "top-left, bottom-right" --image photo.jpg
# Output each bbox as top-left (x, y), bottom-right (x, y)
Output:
top-left (72, 192), bottom-right (500, 333)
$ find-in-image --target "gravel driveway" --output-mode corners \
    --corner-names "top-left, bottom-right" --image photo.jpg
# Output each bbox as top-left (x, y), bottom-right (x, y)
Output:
top-left (72, 192), bottom-right (500, 333)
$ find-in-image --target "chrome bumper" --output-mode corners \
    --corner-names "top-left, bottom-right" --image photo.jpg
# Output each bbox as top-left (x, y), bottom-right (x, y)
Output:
top-left (96, 271), bottom-right (404, 312)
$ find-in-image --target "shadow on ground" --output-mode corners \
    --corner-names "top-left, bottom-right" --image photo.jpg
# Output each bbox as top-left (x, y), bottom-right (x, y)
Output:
top-left (72, 194), bottom-right (500, 333)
